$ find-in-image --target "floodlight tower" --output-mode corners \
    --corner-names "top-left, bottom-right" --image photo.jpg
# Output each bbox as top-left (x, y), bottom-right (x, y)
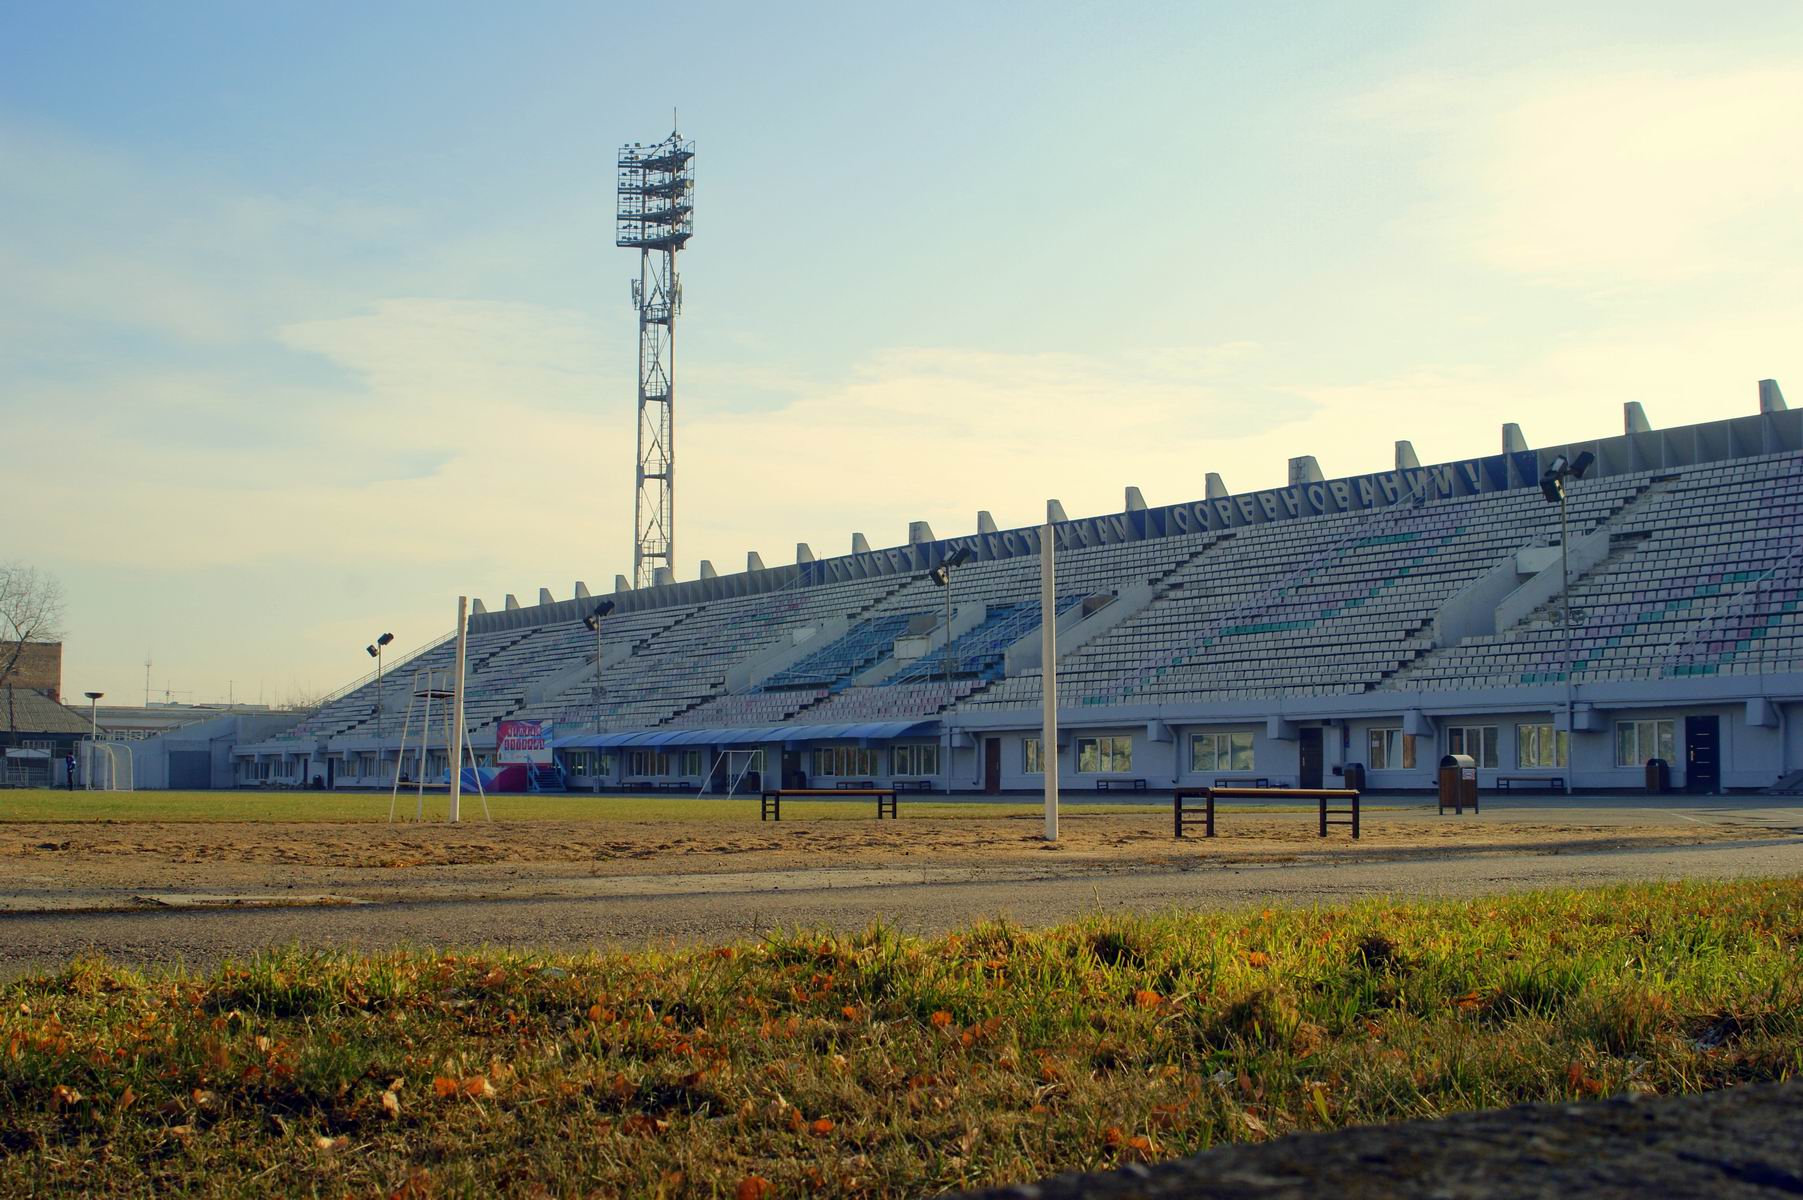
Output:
top-left (616, 127), bottom-right (694, 588)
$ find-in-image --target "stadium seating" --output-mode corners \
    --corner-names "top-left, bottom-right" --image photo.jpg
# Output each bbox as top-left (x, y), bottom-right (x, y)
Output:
top-left (257, 404), bottom-right (1803, 793)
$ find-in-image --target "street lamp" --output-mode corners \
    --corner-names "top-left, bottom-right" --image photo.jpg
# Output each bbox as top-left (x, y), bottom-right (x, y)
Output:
top-left (929, 547), bottom-right (972, 792)
top-left (365, 632), bottom-right (394, 743)
top-left (83, 691), bottom-right (103, 790)
top-left (583, 601), bottom-right (616, 733)
top-left (1540, 451), bottom-right (1595, 746)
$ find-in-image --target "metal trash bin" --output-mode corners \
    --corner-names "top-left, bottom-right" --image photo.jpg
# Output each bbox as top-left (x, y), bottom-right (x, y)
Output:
top-left (1438, 753), bottom-right (1478, 814)
top-left (1342, 762), bottom-right (1367, 793)
top-left (1645, 758), bottom-right (1670, 794)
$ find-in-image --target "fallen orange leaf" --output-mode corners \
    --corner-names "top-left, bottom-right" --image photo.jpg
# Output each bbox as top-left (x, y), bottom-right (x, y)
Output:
top-left (736, 1176), bottom-right (773, 1200)
top-left (810, 1117), bottom-right (834, 1136)
top-left (1133, 989), bottom-right (1162, 1009)
top-left (930, 1011), bottom-right (953, 1028)
top-left (433, 1076), bottom-right (459, 1098)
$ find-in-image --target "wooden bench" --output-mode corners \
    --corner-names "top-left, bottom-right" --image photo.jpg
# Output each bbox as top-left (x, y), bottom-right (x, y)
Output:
top-left (892, 779), bottom-right (935, 793)
top-left (1173, 786), bottom-right (1361, 840)
top-left (1496, 775), bottom-right (1566, 792)
top-left (1215, 775), bottom-right (1272, 789)
top-left (834, 779), bottom-right (877, 790)
top-left (761, 787), bottom-right (898, 821)
top-left (1095, 778), bottom-right (1149, 792)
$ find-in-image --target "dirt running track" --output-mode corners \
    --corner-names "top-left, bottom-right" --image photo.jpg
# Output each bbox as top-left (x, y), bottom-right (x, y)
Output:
top-left (4, 836), bottom-right (1800, 979)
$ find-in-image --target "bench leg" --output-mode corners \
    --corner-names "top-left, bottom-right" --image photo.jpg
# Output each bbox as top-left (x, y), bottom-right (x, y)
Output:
top-left (1318, 796), bottom-right (1327, 839)
top-left (1205, 794), bottom-right (1216, 839)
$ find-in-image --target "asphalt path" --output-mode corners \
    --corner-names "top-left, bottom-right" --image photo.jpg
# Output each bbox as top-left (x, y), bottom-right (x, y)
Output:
top-left (3, 829), bottom-right (1798, 979)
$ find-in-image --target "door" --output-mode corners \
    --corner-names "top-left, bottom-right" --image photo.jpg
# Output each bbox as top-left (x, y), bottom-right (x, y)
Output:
top-left (782, 750), bottom-right (804, 790)
top-left (1684, 716), bottom-right (1719, 794)
top-left (1299, 727), bottom-right (1324, 789)
top-left (983, 738), bottom-right (1002, 794)
top-left (325, 758), bottom-right (335, 789)
top-left (168, 750), bottom-right (211, 790)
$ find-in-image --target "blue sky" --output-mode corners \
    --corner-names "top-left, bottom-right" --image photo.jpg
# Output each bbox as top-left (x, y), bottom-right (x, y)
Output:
top-left (3, 1), bottom-right (1799, 704)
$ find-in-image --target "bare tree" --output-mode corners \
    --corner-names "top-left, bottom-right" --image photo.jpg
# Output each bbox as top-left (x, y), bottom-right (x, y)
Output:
top-left (0, 562), bottom-right (68, 733)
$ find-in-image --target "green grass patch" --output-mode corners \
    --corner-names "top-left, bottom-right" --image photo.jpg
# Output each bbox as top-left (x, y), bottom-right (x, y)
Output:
top-left (4, 878), bottom-right (1797, 1196)
top-left (0, 788), bottom-right (1169, 824)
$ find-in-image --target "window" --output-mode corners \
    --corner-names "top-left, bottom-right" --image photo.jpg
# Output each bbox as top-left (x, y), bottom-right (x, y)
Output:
top-left (679, 750), bottom-right (702, 777)
top-left (563, 750), bottom-right (614, 776)
top-left (813, 746), bottom-right (878, 777)
top-left (628, 750), bottom-right (671, 776)
top-left (1446, 726), bottom-right (1499, 769)
top-left (1615, 719), bottom-right (1676, 767)
top-left (1191, 731), bottom-right (1254, 772)
top-left (1367, 729), bottom-right (1417, 770)
top-left (891, 744), bottom-right (939, 776)
top-left (1076, 736), bottom-right (1133, 773)
top-left (1023, 737), bottom-right (1044, 775)
top-left (1515, 724), bottom-right (1567, 769)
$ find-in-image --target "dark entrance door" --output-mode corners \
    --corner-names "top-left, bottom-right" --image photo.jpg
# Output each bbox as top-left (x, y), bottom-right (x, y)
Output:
top-left (983, 738), bottom-right (1002, 794)
top-left (782, 750), bottom-right (805, 790)
top-left (1684, 716), bottom-right (1719, 794)
top-left (168, 750), bottom-right (211, 789)
top-left (1299, 727), bottom-right (1324, 789)
top-left (325, 758), bottom-right (335, 789)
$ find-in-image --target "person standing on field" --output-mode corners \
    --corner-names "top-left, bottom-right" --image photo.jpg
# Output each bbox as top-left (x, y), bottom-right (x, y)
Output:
top-left (65, 751), bottom-right (77, 790)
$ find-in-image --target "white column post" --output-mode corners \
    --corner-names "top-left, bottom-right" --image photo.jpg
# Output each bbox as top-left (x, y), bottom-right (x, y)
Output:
top-left (450, 596), bottom-right (468, 823)
top-left (1041, 515), bottom-right (1059, 842)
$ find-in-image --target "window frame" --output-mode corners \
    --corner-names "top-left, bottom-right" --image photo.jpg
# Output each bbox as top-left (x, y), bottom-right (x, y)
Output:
top-left (891, 743), bottom-right (940, 777)
top-left (1366, 728), bottom-right (1417, 770)
top-left (1514, 723), bottom-right (1568, 769)
top-left (813, 746), bottom-right (878, 778)
top-left (1023, 737), bottom-right (1044, 775)
top-left (1614, 719), bottom-right (1676, 768)
top-left (1075, 735), bottom-right (1133, 774)
top-left (1190, 731), bottom-right (1255, 773)
top-left (1445, 725), bottom-right (1500, 769)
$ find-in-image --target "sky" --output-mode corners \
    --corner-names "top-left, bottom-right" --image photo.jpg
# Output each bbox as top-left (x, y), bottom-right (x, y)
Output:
top-left (2, 1), bottom-right (1800, 706)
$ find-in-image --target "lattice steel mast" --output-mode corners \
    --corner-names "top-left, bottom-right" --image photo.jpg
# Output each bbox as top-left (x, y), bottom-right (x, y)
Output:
top-left (616, 129), bottom-right (694, 588)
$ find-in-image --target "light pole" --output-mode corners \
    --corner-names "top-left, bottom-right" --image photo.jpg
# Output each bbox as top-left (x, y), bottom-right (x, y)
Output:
top-left (365, 632), bottom-right (394, 742)
top-left (83, 691), bottom-right (102, 790)
top-left (1539, 451), bottom-right (1595, 750)
top-left (929, 547), bottom-right (971, 792)
top-left (584, 601), bottom-right (616, 734)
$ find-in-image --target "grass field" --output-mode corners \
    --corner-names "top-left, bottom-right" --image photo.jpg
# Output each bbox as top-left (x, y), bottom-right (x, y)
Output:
top-left (0, 788), bottom-right (1172, 824)
top-left (2, 878), bottom-right (1797, 1196)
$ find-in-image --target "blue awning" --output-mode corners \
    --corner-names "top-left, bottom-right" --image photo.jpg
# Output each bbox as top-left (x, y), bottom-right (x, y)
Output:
top-left (552, 719), bottom-right (938, 750)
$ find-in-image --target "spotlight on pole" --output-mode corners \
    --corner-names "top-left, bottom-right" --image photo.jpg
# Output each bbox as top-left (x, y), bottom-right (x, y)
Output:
top-left (929, 546), bottom-right (971, 588)
top-left (1539, 449), bottom-right (1596, 744)
top-left (367, 632), bottom-right (395, 744)
top-left (928, 546), bottom-right (972, 793)
top-left (583, 600), bottom-right (616, 632)
top-left (585, 601), bottom-right (617, 734)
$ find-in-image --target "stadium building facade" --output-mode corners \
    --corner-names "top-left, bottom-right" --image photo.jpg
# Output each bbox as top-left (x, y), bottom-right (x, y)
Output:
top-left (231, 390), bottom-right (1803, 796)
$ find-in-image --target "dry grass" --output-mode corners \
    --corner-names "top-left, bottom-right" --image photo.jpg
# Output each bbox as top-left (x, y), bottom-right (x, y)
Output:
top-left (2, 878), bottom-right (1798, 1197)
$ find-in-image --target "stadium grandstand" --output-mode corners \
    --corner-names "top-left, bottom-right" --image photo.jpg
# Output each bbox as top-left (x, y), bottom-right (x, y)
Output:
top-left (222, 387), bottom-right (1803, 797)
